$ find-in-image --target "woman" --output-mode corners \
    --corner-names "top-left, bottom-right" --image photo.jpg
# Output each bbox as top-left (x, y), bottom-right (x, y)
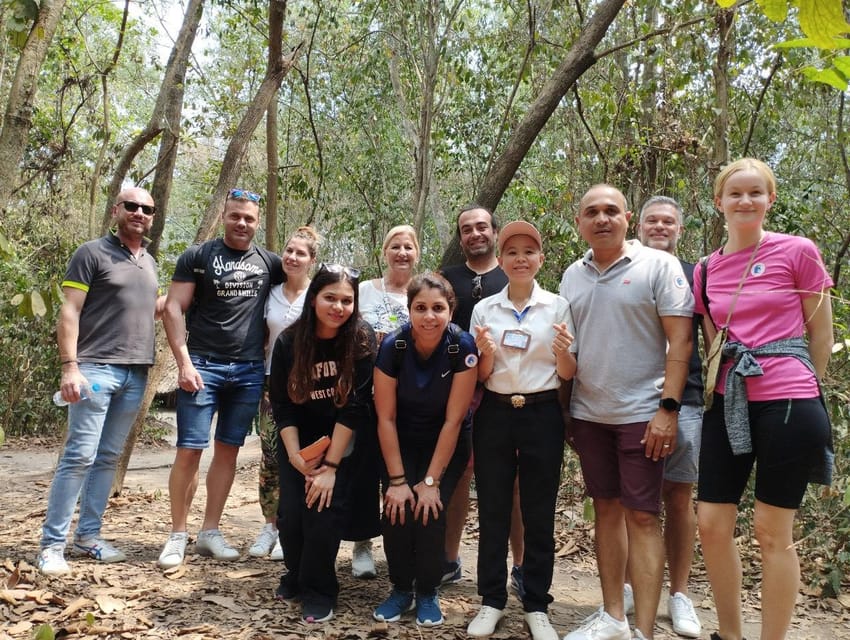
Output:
top-left (372, 272), bottom-right (477, 627)
top-left (466, 221), bottom-right (575, 640)
top-left (268, 264), bottom-right (376, 623)
top-left (694, 158), bottom-right (834, 640)
top-left (249, 226), bottom-right (321, 560)
top-left (347, 224), bottom-right (421, 577)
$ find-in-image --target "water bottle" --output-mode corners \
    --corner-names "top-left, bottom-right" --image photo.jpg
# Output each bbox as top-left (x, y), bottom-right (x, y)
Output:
top-left (53, 383), bottom-right (101, 407)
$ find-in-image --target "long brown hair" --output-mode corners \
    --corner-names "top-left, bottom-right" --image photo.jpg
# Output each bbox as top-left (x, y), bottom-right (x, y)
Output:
top-left (286, 265), bottom-right (372, 407)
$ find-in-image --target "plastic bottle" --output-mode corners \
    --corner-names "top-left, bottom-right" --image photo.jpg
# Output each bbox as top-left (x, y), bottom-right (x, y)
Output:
top-left (53, 383), bottom-right (101, 407)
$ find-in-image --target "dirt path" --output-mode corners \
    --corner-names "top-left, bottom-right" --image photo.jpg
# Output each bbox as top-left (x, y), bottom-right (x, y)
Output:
top-left (0, 412), bottom-right (846, 639)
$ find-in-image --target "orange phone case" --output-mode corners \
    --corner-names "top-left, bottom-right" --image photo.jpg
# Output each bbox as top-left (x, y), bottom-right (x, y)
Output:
top-left (299, 435), bottom-right (331, 460)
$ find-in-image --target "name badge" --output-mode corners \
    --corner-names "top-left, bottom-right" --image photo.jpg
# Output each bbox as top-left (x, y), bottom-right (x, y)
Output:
top-left (501, 329), bottom-right (531, 351)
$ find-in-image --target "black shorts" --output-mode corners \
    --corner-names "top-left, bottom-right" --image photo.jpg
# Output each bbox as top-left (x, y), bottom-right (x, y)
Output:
top-left (697, 395), bottom-right (831, 509)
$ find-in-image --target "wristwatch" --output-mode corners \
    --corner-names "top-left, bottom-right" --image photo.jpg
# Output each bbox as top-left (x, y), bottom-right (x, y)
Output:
top-left (424, 475), bottom-right (440, 487)
top-left (658, 397), bottom-right (681, 412)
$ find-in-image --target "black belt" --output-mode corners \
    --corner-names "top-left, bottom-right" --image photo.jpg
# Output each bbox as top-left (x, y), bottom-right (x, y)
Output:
top-left (486, 389), bottom-right (559, 409)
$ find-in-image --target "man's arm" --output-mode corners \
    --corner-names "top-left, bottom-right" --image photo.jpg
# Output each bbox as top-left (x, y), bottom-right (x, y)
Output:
top-left (163, 281), bottom-right (204, 391)
top-left (56, 288), bottom-right (88, 402)
top-left (642, 315), bottom-right (692, 461)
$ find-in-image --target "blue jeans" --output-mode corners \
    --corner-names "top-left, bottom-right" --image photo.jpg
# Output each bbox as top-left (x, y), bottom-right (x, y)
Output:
top-left (41, 364), bottom-right (149, 548)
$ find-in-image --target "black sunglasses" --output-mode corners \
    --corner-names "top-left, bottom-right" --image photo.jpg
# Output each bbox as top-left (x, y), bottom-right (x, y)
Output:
top-left (119, 201), bottom-right (156, 216)
top-left (227, 188), bottom-right (262, 202)
top-left (471, 274), bottom-right (483, 300)
top-left (318, 263), bottom-right (361, 280)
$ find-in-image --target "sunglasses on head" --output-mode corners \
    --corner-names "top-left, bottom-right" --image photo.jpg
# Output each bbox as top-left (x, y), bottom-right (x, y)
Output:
top-left (318, 263), bottom-right (361, 281)
top-left (471, 274), bottom-right (483, 300)
top-left (227, 188), bottom-right (262, 202)
top-left (119, 201), bottom-right (156, 216)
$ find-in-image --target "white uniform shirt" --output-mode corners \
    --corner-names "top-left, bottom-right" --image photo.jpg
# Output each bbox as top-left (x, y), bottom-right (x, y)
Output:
top-left (470, 281), bottom-right (572, 395)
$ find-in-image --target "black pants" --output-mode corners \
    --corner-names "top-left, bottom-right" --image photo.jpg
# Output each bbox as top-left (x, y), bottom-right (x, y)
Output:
top-left (277, 439), bottom-right (354, 611)
top-left (342, 420), bottom-right (382, 541)
top-left (381, 431), bottom-right (471, 595)
top-left (473, 394), bottom-right (565, 612)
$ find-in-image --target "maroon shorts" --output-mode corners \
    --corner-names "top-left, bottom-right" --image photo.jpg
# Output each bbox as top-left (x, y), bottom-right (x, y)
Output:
top-left (571, 418), bottom-right (664, 514)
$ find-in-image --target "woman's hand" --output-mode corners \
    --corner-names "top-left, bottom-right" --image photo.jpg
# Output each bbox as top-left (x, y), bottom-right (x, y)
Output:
top-left (305, 465), bottom-right (336, 511)
top-left (289, 451), bottom-right (321, 478)
top-left (383, 484), bottom-right (415, 526)
top-left (413, 482), bottom-right (443, 525)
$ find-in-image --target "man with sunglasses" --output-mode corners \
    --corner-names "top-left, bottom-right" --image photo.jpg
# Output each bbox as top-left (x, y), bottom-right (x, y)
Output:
top-left (158, 188), bottom-right (284, 570)
top-left (440, 205), bottom-right (527, 594)
top-left (38, 187), bottom-right (162, 576)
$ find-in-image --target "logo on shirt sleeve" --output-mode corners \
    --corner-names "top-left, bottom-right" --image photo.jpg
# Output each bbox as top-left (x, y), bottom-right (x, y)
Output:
top-left (464, 353), bottom-right (479, 368)
top-left (674, 275), bottom-right (687, 288)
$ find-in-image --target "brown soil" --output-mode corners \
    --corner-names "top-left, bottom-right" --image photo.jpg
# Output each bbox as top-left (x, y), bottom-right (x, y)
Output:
top-left (0, 412), bottom-right (847, 639)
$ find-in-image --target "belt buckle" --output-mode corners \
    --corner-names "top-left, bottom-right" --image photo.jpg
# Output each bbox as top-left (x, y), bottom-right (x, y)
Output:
top-left (510, 394), bottom-right (526, 409)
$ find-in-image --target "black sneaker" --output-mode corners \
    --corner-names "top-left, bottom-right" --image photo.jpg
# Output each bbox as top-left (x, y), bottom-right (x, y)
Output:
top-left (510, 564), bottom-right (526, 599)
top-left (274, 573), bottom-right (300, 603)
top-left (440, 558), bottom-right (462, 585)
top-left (302, 602), bottom-right (334, 623)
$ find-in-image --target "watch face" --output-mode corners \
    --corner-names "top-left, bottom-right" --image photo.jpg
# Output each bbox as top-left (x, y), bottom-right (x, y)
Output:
top-left (425, 476), bottom-right (435, 487)
top-left (660, 398), bottom-right (681, 411)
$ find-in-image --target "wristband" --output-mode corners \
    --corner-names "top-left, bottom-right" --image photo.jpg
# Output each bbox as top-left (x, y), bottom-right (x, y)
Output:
top-left (389, 478), bottom-right (407, 487)
top-left (388, 473), bottom-right (406, 481)
top-left (323, 460), bottom-right (340, 469)
top-left (61, 360), bottom-right (78, 365)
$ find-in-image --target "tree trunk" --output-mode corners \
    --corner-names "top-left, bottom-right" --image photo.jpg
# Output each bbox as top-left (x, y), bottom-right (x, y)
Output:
top-left (100, 0), bottom-right (205, 236)
top-left (0, 0), bottom-right (68, 216)
top-left (441, 0), bottom-right (627, 266)
top-left (265, 0), bottom-right (286, 251)
top-left (707, 7), bottom-right (735, 254)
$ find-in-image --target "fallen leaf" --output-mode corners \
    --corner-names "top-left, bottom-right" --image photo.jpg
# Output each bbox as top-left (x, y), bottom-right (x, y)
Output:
top-left (58, 596), bottom-right (92, 619)
top-left (225, 568), bottom-right (268, 579)
top-left (201, 594), bottom-right (243, 612)
top-left (95, 593), bottom-right (126, 614)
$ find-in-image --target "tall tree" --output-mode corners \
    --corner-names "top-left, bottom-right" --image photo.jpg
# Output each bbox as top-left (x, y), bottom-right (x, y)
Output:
top-left (0, 0), bottom-right (69, 216)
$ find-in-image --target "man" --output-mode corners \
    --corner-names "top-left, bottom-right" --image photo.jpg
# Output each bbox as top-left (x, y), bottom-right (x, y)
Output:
top-left (158, 188), bottom-right (284, 569)
top-left (560, 185), bottom-right (693, 640)
top-left (38, 187), bottom-right (161, 576)
top-left (636, 196), bottom-right (703, 638)
top-left (439, 204), bottom-right (524, 595)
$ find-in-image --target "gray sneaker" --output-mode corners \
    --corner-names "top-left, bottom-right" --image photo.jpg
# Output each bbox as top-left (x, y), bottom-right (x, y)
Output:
top-left (196, 529), bottom-right (240, 561)
top-left (73, 536), bottom-right (126, 563)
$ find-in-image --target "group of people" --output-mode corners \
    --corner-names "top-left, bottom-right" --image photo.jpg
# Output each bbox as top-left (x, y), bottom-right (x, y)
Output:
top-left (37, 157), bottom-right (834, 640)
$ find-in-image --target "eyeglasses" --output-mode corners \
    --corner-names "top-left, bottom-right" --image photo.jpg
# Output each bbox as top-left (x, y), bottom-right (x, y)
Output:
top-left (227, 188), bottom-right (261, 202)
top-left (318, 263), bottom-right (361, 281)
top-left (119, 201), bottom-right (156, 216)
top-left (471, 274), bottom-right (483, 300)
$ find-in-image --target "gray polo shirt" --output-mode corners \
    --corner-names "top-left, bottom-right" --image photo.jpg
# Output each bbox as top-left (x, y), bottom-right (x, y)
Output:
top-left (558, 240), bottom-right (694, 424)
top-left (62, 232), bottom-right (159, 365)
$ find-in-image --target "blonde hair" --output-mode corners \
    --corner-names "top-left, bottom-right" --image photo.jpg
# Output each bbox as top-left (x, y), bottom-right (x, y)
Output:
top-left (286, 225), bottom-right (322, 259)
top-left (382, 225), bottom-right (420, 257)
top-left (714, 158), bottom-right (776, 199)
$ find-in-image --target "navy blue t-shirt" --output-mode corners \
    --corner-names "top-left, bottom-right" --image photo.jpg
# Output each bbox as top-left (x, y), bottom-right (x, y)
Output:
top-left (375, 323), bottom-right (477, 444)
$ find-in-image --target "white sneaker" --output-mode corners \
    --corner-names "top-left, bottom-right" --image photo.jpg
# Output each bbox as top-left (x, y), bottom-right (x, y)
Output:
top-left (467, 605), bottom-right (504, 637)
top-left (632, 629), bottom-right (648, 640)
top-left (248, 523), bottom-right (278, 557)
top-left (72, 536), bottom-right (126, 563)
top-left (158, 532), bottom-right (188, 569)
top-left (270, 537), bottom-right (283, 561)
top-left (623, 583), bottom-right (635, 615)
top-left (564, 608), bottom-right (630, 640)
top-left (668, 592), bottom-right (701, 638)
top-left (37, 544), bottom-right (70, 576)
top-left (351, 539), bottom-right (376, 578)
top-left (525, 611), bottom-right (559, 640)
top-left (196, 529), bottom-right (240, 561)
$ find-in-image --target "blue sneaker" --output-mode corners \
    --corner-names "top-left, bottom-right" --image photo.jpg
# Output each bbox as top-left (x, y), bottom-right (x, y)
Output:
top-left (373, 589), bottom-right (415, 622)
top-left (415, 593), bottom-right (444, 627)
top-left (510, 564), bottom-right (526, 599)
top-left (440, 558), bottom-right (462, 585)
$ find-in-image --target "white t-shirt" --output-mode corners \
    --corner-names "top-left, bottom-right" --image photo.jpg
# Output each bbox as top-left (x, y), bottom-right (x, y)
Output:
top-left (358, 279), bottom-right (409, 339)
top-left (264, 284), bottom-right (307, 373)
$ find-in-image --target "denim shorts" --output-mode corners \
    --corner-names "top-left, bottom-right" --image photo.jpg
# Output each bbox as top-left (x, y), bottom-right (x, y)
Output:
top-left (663, 403), bottom-right (703, 484)
top-left (176, 355), bottom-right (265, 449)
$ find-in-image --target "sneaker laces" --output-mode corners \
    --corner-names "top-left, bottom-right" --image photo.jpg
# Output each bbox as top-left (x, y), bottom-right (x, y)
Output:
top-left (162, 533), bottom-right (187, 555)
top-left (670, 594), bottom-right (699, 624)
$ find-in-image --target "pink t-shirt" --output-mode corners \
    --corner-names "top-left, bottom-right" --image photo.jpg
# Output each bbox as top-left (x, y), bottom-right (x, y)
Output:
top-left (694, 232), bottom-right (832, 400)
